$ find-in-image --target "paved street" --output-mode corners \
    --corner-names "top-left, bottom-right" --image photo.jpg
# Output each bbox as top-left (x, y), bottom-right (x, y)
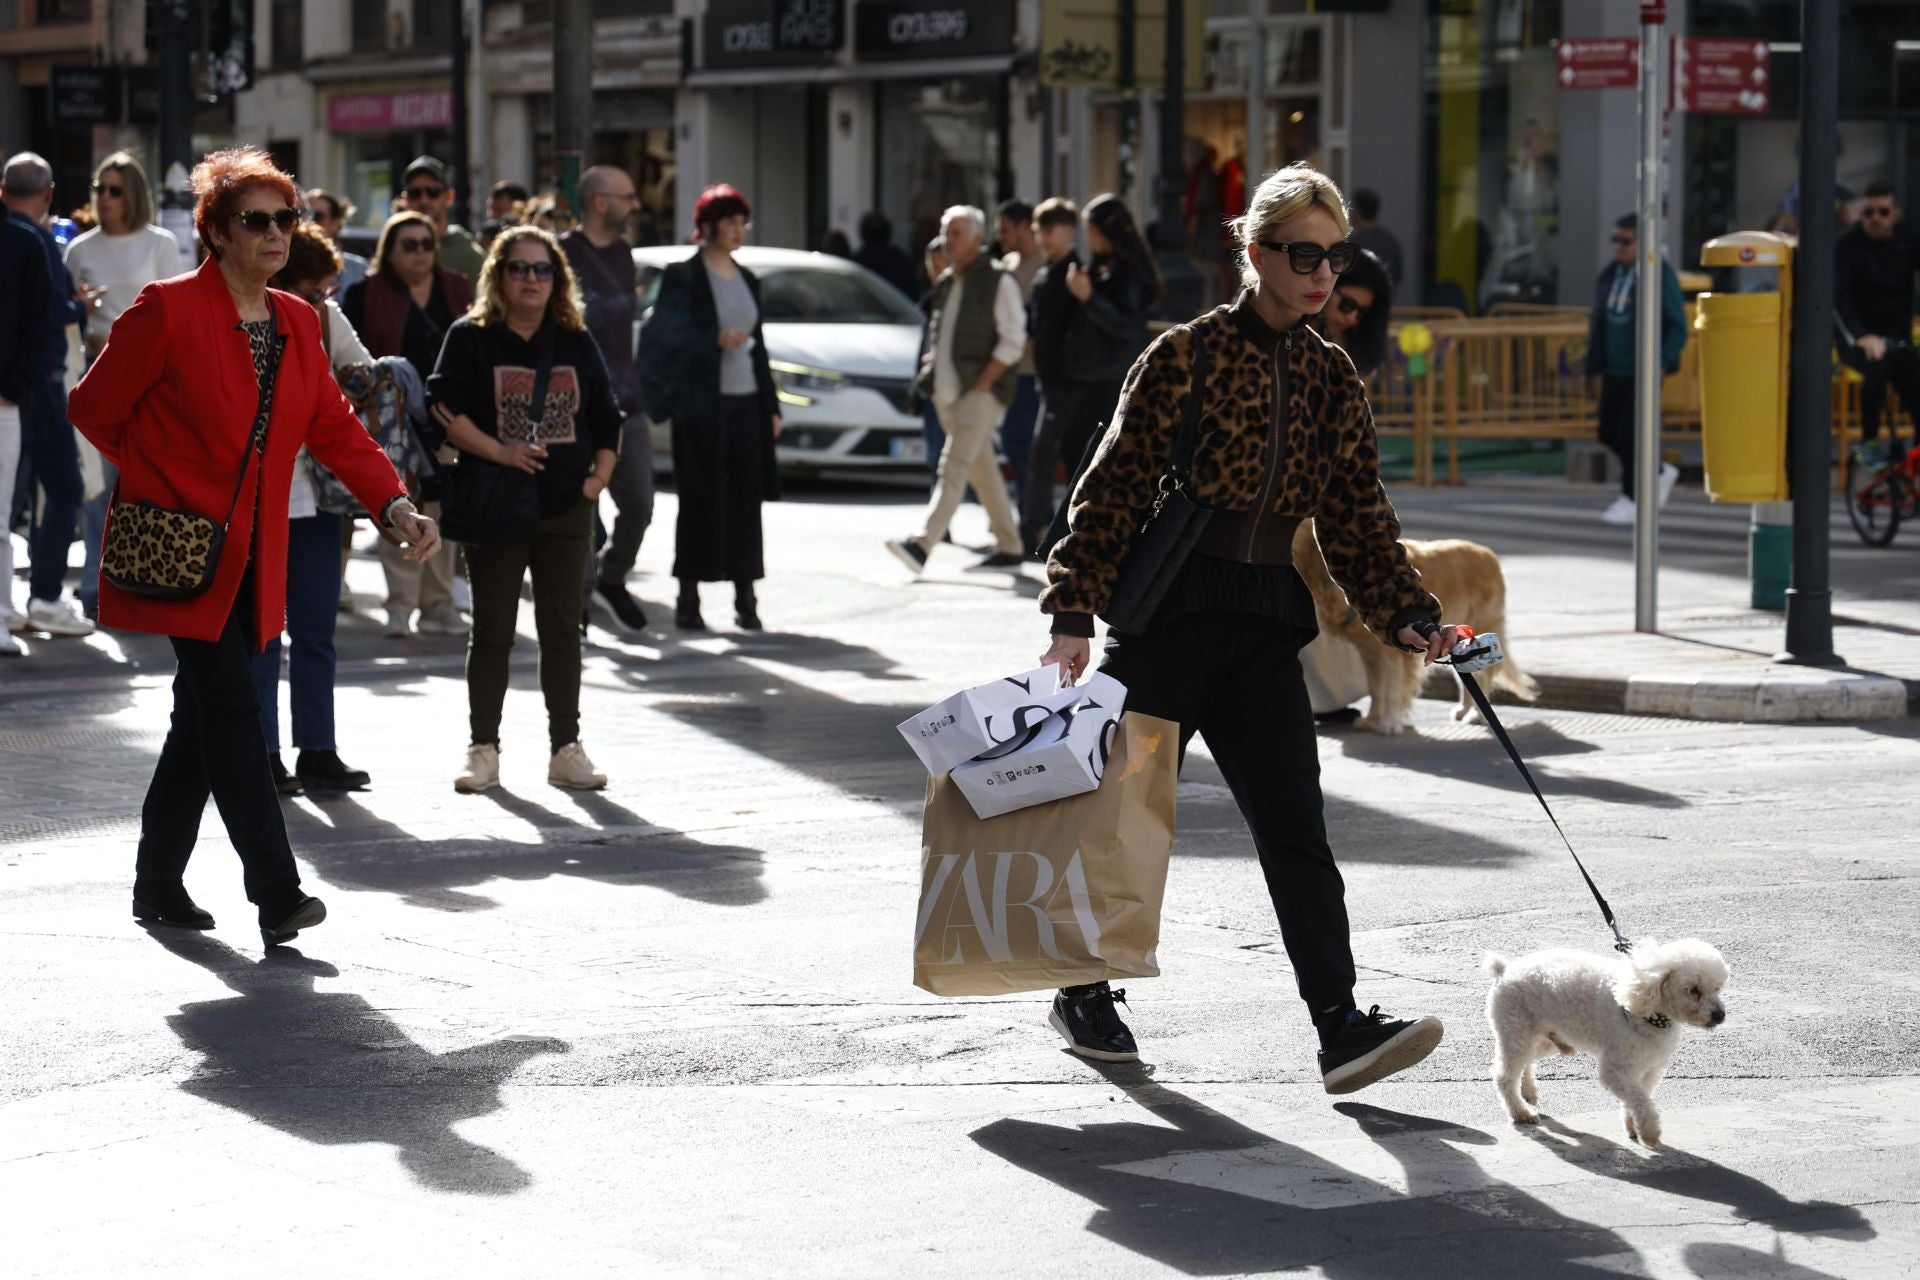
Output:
top-left (3, 480), bottom-right (1917, 1278)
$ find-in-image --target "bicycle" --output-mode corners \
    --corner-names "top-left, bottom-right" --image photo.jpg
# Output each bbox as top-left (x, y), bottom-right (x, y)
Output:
top-left (1844, 438), bottom-right (1920, 546)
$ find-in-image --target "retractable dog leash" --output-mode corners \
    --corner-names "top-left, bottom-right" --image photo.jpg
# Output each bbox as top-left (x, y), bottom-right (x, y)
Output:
top-left (1412, 621), bottom-right (1633, 954)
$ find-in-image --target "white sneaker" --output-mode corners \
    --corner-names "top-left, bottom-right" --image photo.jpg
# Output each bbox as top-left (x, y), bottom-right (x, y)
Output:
top-left (27, 597), bottom-right (95, 637)
top-left (455, 743), bottom-right (500, 793)
top-left (417, 606), bottom-right (468, 636)
top-left (1656, 461), bottom-right (1680, 509)
top-left (2, 606), bottom-right (27, 635)
top-left (452, 575), bottom-right (473, 612)
top-left (382, 607), bottom-right (414, 638)
top-left (1600, 495), bottom-right (1636, 526)
top-left (0, 630), bottom-right (21, 657)
top-left (548, 742), bottom-right (608, 791)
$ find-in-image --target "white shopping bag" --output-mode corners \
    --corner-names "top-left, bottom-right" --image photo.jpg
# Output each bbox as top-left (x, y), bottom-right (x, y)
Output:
top-left (897, 665), bottom-right (1080, 778)
top-left (950, 672), bottom-right (1128, 819)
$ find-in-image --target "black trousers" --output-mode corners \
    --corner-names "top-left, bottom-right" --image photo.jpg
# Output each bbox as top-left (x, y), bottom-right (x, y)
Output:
top-left (673, 394), bottom-right (767, 584)
top-left (1097, 609), bottom-right (1357, 1017)
top-left (1022, 377), bottom-right (1123, 550)
top-left (1838, 341), bottom-right (1920, 449)
top-left (1597, 374), bottom-right (1640, 499)
top-left (137, 574), bottom-right (304, 914)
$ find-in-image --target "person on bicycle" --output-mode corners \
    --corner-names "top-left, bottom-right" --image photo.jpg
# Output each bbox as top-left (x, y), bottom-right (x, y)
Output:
top-left (1836, 179), bottom-right (1920, 462)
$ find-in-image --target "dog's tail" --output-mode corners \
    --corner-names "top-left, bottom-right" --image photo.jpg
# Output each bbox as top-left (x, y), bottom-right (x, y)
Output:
top-left (1483, 952), bottom-right (1508, 980)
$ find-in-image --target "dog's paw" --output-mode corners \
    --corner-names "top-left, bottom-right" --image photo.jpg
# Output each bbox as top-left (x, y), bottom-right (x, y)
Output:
top-left (1639, 1123), bottom-right (1662, 1149)
top-left (1521, 1079), bottom-right (1539, 1105)
top-left (1453, 704), bottom-right (1484, 725)
top-left (1509, 1107), bottom-right (1540, 1126)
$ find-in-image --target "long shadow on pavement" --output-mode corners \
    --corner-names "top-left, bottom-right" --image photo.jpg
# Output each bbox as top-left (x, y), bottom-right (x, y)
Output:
top-left (282, 788), bottom-right (767, 912)
top-left (1522, 1114), bottom-right (1873, 1242)
top-left (970, 1066), bottom-right (1644, 1277)
top-left (148, 927), bottom-right (567, 1195)
top-left (1324, 721), bottom-right (1689, 810)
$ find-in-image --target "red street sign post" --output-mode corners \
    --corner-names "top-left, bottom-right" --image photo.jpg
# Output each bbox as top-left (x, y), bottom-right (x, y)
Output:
top-left (1555, 37), bottom-right (1639, 90)
top-left (1675, 38), bottom-right (1770, 114)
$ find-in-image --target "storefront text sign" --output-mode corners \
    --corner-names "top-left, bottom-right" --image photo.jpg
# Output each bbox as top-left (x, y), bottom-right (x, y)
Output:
top-left (50, 67), bottom-right (120, 125)
top-left (703, 0), bottom-right (842, 68)
top-left (854, 0), bottom-right (1015, 61)
top-left (1554, 38), bottom-right (1639, 90)
top-left (326, 91), bottom-right (452, 134)
top-left (1675, 39), bottom-right (1769, 115)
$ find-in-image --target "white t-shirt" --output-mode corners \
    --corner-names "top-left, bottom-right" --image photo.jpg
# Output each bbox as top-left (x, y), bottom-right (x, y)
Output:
top-left (63, 224), bottom-right (184, 339)
top-left (288, 301), bottom-right (375, 520)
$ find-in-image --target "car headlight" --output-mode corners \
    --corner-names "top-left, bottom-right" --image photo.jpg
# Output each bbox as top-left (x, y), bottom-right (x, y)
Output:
top-left (770, 360), bottom-right (846, 404)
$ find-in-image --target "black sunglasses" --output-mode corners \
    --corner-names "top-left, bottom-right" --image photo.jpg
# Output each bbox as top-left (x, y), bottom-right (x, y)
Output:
top-left (92, 181), bottom-right (125, 197)
top-left (1256, 239), bottom-right (1359, 275)
top-left (394, 236), bottom-right (436, 253)
top-left (1334, 293), bottom-right (1367, 316)
top-left (231, 208), bottom-right (301, 235)
top-left (405, 185), bottom-right (446, 201)
top-left (504, 260), bottom-right (556, 281)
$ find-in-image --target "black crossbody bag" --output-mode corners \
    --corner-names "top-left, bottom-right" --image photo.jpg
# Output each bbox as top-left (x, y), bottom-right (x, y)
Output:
top-left (100, 299), bottom-right (284, 600)
top-left (1100, 328), bottom-right (1212, 635)
top-left (438, 339), bottom-right (554, 547)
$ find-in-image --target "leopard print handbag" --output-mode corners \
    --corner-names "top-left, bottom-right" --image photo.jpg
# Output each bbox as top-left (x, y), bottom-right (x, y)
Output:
top-left (101, 305), bottom-right (284, 601)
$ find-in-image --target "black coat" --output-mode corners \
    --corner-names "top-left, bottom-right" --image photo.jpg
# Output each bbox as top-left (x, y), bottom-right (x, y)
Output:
top-left (1044, 256), bottom-right (1156, 387)
top-left (638, 252), bottom-right (781, 502)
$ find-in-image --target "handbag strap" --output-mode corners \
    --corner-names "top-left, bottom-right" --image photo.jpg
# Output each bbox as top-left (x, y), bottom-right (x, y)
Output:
top-left (1165, 324), bottom-right (1209, 487)
top-left (526, 326), bottom-right (558, 428)
top-left (217, 295), bottom-right (285, 534)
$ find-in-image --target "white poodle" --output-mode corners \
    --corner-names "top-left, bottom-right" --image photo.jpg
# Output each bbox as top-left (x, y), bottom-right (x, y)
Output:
top-left (1483, 939), bottom-right (1729, 1148)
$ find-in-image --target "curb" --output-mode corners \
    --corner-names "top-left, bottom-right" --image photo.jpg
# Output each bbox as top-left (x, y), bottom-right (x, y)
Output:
top-left (1420, 667), bottom-right (1915, 722)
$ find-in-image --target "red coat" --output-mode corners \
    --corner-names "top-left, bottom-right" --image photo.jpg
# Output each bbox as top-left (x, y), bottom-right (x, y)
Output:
top-left (69, 256), bottom-right (406, 648)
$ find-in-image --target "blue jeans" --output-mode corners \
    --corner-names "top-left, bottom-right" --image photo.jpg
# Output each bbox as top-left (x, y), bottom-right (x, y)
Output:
top-left (998, 374), bottom-right (1039, 501)
top-left (250, 513), bottom-right (345, 754)
top-left (23, 374), bottom-right (83, 604)
top-left (80, 458), bottom-right (116, 611)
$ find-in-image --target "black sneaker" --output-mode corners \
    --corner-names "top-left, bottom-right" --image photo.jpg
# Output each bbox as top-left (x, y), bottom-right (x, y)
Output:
top-left (592, 578), bottom-right (649, 635)
top-left (295, 749), bottom-right (370, 792)
top-left (270, 753), bottom-right (304, 797)
top-left (260, 896), bottom-right (327, 948)
top-left (973, 551), bottom-right (1026, 569)
top-left (1317, 1005), bottom-right (1445, 1095)
top-left (1049, 982), bottom-right (1140, 1062)
top-left (884, 537), bottom-right (928, 576)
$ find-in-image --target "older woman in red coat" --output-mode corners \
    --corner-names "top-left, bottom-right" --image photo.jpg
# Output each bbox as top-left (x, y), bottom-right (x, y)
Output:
top-left (68, 147), bottom-right (440, 948)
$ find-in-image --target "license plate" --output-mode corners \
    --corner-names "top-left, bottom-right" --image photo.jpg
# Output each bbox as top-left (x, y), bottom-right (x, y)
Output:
top-left (889, 437), bottom-right (928, 463)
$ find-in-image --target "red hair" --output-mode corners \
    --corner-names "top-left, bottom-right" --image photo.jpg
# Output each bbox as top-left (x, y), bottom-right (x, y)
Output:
top-left (692, 183), bottom-right (751, 240)
top-left (192, 146), bottom-right (302, 259)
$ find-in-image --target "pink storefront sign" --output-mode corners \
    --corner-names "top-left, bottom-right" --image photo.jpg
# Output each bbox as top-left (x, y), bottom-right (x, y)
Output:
top-left (327, 91), bottom-right (452, 134)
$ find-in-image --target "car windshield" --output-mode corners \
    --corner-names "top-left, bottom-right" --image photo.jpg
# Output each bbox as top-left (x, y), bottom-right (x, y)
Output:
top-left (758, 267), bottom-right (922, 325)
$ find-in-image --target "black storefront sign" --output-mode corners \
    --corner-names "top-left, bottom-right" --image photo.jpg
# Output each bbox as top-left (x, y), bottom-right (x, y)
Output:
top-left (50, 67), bottom-right (121, 126)
top-left (703, 0), bottom-right (843, 69)
top-left (127, 68), bottom-right (161, 125)
top-left (853, 1), bottom-right (1016, 61)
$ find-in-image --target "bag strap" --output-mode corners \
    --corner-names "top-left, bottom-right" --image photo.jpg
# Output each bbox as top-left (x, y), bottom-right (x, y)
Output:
top-left (526, 324), bottom-right (558, 429)
top-left (217, 295), bottom-right (285, 534)
top-left (1165, 324), bottom-right (1209, 487)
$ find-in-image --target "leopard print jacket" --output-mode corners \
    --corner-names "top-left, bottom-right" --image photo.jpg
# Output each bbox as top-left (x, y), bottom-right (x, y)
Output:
top-left (1042, 292), bottom-right (1440, 643)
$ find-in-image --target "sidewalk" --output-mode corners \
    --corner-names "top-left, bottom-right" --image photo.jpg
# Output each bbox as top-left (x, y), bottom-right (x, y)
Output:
top-left (1393, 481), bottom-right (1920, 723)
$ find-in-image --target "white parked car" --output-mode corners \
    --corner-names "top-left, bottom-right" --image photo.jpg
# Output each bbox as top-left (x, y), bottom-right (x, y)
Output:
top-left (631, 246), bottom-right (929, 478)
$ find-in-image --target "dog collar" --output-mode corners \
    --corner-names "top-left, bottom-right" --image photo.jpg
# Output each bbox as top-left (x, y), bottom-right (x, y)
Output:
top-left (1642, 1011), bottom-right (1672, 1029)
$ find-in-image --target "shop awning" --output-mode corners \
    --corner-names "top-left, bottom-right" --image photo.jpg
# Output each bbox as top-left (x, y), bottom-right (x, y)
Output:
top-left (685, 54), bottom-right (1017, 89)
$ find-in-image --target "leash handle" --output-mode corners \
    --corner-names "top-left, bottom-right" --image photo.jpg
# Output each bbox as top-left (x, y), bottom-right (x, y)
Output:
top-left (1412, 622), bottom-right (1632, 953)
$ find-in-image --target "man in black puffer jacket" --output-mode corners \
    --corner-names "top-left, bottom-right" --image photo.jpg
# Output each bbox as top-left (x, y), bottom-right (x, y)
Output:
top-left (1835, 180), bottom-right (1920, 459)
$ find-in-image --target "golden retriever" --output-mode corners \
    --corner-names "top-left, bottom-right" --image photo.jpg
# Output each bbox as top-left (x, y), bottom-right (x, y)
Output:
top-left (1293, 522), bottom-right (1539, 734)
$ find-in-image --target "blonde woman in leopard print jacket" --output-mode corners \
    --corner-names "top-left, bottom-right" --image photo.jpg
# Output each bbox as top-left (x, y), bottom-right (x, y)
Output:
top-left (1033, 163), bottom-right (1474, 1094)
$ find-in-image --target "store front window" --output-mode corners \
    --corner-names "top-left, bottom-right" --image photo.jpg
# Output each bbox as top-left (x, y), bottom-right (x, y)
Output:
top-left (876, 77), bottom-right (1006, 272)
top-left (532, 91), bottom-right (677, 246)
top-left (1424, 0), bottom-right (1562, 313)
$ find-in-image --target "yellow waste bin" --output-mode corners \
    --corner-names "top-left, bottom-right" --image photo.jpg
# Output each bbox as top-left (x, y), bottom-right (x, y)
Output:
top-left (1694, 232), bottom-right (1793, 503)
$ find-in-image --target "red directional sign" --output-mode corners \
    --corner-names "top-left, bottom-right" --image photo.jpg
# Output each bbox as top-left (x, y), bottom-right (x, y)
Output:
top-left (1554, 38), bottom-right (1639, 91)
top-left (1674, 38), bottom-right (1770, 114)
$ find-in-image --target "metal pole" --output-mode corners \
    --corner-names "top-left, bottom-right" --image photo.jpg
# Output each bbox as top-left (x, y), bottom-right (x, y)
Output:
top-left (1155, 0), bottom-right (1203, 319)
top-left (1632, 2), bottom-right (1665, 634)
top-left (450, 0), bottom-right (471, 230)
top-left (1782, 0), bottom-right (1841, 664)
top-left (1118, 0), bottom-right (1137, 202)
top-left (552, 0), bottom-right (594, 209)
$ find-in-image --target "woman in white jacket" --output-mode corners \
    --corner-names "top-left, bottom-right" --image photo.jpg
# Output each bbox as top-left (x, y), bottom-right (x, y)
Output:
top-left (64, 151), bottom-right (184, 618)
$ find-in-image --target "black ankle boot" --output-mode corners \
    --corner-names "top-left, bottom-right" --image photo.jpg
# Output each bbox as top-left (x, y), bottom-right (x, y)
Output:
top-left (296, 749), bottom-right (371, 792)
top-left (675, 583), bottom-right (706, 631)
top-left (734, 582), bottom-right (762, 631)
